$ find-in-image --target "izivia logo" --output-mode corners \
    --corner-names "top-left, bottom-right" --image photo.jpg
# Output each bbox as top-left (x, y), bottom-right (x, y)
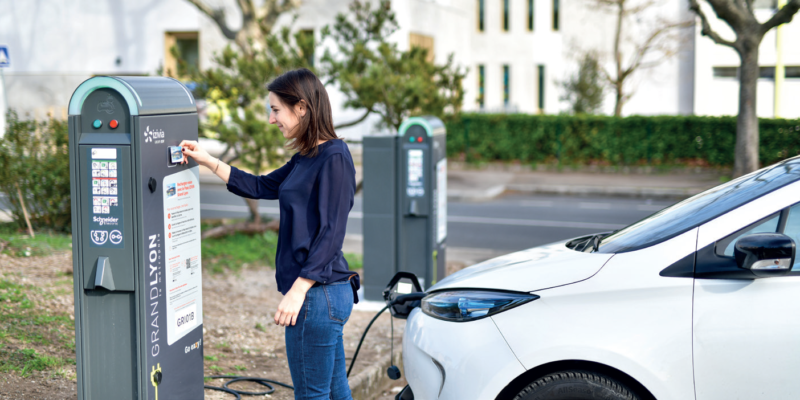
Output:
top-left (143, 126), bottom-right (165, 144)
top-left (97, 95), bottom-right (115, 114)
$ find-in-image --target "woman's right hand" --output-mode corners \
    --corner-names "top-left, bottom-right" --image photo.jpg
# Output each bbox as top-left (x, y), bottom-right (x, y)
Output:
top-left (179, 140), bottom-right (213, 168)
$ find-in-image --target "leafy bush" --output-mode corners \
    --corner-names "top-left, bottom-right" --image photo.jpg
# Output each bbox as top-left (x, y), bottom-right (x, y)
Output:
top-left (447, 114), bottom-right (800, 167)
top-left (0, 111), bottom-right (71, 232)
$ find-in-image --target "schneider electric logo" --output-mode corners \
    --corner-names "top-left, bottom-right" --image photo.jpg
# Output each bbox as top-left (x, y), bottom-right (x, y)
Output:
top-left (93, 216), bottom-right (120, 226)
top-left (143, 126), bottom-right (165, 144)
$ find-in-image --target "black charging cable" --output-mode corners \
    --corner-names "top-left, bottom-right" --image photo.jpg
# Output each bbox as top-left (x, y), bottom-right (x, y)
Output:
top-left (204, 304), bottom-right (390, 398)
top-left (205, 293), bottom-right (423, 397)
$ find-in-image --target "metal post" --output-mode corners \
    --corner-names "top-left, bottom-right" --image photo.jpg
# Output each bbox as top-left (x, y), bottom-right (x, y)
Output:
top-left (0, 68), bottom-right (7, 138)
top-left (775, 0), bottom-right (787, 118)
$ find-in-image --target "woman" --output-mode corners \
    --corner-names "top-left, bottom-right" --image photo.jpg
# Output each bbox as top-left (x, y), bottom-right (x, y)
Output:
top-left (179, 68), bottom-right (359, 400)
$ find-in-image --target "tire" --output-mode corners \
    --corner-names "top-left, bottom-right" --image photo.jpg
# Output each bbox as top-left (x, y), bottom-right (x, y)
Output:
top-left (512, 370), bottom-right (639, 400)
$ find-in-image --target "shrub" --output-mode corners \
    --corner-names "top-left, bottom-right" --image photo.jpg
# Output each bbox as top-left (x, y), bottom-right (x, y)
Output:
top-left (447, 114), bottom-right (800, 167)
top-left (0, 110), bottom-right (71, 232)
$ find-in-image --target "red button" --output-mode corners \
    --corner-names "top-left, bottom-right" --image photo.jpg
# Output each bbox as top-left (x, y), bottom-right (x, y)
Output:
top-left (109, 120), bottom-right (119, 129)
top-left (417, 136), bottom-right (423, 142)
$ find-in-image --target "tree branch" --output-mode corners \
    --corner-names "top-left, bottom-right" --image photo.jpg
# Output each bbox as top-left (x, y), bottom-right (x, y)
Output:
top-left (689, 0), bottom-right (739, 50)
top-left (334, 108), bottom-right (372, 130)
top-left (625, 19), bottom-right (692, 75)
top-left (186, 0), bottom-right (239, 40)
top-left (761, 0), bottom-right (800, 34)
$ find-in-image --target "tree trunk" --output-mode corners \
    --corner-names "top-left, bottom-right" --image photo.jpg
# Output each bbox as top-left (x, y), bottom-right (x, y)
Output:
top-left (613, 0), bottom-right (625, 117)
top-left (734, 45), bottom-right (760, 177)
top-left (245, 197), bottom-right (262, 224)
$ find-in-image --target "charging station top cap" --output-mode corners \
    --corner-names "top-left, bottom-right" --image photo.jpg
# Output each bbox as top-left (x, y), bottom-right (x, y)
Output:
top-left (397, 116), bottom-right (446, 137)
top-left (68, 76), bottom-right (196, 116)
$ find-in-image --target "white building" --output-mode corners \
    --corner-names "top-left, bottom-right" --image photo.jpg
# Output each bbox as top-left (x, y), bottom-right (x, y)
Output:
top-left (0, 0), bottom-right (797, 140)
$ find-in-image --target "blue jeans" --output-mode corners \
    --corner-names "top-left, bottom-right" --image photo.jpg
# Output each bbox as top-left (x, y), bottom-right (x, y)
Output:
top-left (285, 280), bottom-right (354, 400)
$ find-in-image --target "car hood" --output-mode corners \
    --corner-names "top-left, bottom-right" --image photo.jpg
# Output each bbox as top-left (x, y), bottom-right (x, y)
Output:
top-left (429, 241), bottom-right (614, 293)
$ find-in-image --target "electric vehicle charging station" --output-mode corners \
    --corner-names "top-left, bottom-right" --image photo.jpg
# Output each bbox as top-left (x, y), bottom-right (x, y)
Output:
top-left (362, 116), bottom-right (447, 301)
top-left (68, 76), bottom-right (203, 400)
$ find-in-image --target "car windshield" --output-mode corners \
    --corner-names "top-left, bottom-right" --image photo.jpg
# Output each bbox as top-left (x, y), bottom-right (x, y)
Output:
top-left (597, 157), bottom-right (800, 253)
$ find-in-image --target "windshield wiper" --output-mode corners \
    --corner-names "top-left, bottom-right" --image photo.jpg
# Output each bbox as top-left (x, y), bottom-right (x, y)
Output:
top-left (566, 231), bottom-right (615, 253)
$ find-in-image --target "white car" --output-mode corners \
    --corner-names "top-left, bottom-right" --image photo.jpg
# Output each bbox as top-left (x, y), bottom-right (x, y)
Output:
top-left (397, 157), bottom-right (800, 400)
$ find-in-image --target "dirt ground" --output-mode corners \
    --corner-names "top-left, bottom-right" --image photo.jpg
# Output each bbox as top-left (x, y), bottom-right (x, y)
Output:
top-left (0, 251), bottom-right (406, 400)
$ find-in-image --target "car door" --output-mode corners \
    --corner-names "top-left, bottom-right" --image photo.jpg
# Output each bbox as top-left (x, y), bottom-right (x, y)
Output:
top-left (693, 183), bottom-right (800, 399)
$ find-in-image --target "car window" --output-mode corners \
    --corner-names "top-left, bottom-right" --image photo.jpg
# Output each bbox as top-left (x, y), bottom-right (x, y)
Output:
top-left (782, 204), bottom-right (800, 271)
top-left (720, 215), bottom-right (780, 256)
top-left (597, 157), bottom-right (800, 254)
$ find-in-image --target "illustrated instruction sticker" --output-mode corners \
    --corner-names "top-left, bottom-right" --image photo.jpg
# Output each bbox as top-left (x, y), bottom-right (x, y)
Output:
top-left (163, 167), bottom-right (202, 345)
top-left (87, 148), bottom-right (124, 248)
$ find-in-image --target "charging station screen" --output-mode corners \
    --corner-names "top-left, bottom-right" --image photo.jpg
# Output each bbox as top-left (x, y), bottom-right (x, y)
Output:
top-left (87, 147), bottom-right (124, 248)
top-left (407, 149), bottom-right (425, 197)
top-left (163, 167), bottom-right (203, 345)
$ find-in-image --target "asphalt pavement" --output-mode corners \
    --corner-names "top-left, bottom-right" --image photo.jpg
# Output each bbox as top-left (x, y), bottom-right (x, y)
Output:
top-left (199, 183), bottom-right (677, 264)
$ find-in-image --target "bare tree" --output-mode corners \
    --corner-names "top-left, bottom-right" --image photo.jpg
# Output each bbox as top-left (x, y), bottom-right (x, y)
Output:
top-left (689, 0), bottom-right (800, 177)
top-left (186, 0), bottom-right (300, 56)
top-left (183, 0), bottom-right (301, 230)
top-left (593, 0), bottom-right (692, 116)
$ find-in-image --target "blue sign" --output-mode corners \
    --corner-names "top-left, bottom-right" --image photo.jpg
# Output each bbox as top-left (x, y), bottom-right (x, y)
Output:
top-left (0, 46), bottom-right (9, 67)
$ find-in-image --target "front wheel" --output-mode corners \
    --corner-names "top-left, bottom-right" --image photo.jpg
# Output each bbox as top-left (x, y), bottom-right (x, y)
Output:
top-left (512, 370), bottom-right (639, 400)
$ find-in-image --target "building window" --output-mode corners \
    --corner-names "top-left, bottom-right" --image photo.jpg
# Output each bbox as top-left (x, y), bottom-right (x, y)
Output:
top-left (164, 31), bottom-right (199, 79)
top-left (502, 0), bottom-right (510, 31)
top-left (538, 65), bottom-right (545, 111)
top-left (713, 66), bottom-right (800, 79)
top-left (298, 29), bottom-right (315, 67)
top-left (503, 65), bottom-right (510, 106)
top-left (478, 65), bottom-right (485, 108)
top-left (553, 0), bottom-right (560, 31)
top-left (528, 0), bottom-right (535, 31)
top-left (478, 0), bottom-right (485, 32)
top-left (410, 32), bottom-right (435, 63)
top-left (713, 67), bottom-right (737, 78)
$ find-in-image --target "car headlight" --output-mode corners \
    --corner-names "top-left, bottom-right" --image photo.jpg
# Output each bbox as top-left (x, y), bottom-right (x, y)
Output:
top-left (421, 290), bottom-right (539, 322)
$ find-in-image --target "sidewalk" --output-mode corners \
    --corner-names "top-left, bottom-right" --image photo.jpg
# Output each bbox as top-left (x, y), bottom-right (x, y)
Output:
top-left (448, 165), bottom-right (724, 201)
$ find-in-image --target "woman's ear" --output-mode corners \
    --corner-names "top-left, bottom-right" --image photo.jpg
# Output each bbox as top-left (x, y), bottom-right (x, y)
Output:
top-left (296, 100), bottom-right (307, 118)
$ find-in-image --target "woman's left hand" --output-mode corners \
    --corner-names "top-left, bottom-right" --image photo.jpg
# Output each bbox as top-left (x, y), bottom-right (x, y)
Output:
top-left (274, 277), bottom-right (315, 326)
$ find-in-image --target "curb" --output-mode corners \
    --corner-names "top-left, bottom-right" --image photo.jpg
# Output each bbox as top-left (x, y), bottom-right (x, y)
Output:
top-left (349, 348), bottom-right (403, 400)
top-left (505, 183), bottom-right (703, 199)
top-left (447, 184), bottom-right (507, 202)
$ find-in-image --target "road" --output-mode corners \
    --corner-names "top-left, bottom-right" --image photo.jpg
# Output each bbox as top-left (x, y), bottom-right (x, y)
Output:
top-left (199, 183), bottom-right (677, 255)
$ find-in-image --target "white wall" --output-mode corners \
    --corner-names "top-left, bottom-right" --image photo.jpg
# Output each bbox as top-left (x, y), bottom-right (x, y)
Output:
top-left (0, 0), bottom-right (220, 119)
top-left (4, 0), bottom-right (795, 131)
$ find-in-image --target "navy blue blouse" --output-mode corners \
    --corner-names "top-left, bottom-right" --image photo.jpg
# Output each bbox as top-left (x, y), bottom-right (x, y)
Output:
top-left (226, 139), bottom-right (360, 298)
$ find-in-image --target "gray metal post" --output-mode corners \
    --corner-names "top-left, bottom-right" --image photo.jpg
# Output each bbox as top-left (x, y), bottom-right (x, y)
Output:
top-left (362, 117), bottom-right (447, 300)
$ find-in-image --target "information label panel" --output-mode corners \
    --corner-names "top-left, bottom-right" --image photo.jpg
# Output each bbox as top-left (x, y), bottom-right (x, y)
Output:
top-left (163, 167), bottom-right (203, 346)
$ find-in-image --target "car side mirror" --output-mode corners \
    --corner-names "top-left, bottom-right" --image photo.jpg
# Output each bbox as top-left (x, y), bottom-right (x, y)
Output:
top-left (734, 233), bottom-right (796, 278)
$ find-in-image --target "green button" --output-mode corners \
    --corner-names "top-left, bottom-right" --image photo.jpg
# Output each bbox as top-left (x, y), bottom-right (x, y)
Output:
top-left (409, 137), bottom-right (414, 142)
top-left (93, 119), bottom-right (102, 129)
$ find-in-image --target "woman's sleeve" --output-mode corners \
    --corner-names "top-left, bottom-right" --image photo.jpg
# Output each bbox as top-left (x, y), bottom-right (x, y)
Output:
top-left (298, 154), bottom-right (354, 283)
top-left (226, 157), bottom-right (295, 200)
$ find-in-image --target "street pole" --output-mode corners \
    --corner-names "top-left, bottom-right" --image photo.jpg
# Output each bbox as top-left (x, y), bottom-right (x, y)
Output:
top-left (0, 67), bottom-right (6, 138)
top-left (774, 0), bottom-right (786, 118)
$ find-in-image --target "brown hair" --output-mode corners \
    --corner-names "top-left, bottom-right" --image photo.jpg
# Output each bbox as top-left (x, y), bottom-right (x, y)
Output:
top-left (268, 68), bottom-right (338, 157)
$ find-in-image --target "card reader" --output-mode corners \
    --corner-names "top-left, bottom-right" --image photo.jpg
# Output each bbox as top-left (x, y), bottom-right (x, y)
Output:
top-left (168, 146), bottom-right (184, 165)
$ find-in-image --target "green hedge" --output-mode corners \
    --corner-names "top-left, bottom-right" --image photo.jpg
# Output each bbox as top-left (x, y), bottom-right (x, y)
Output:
top-left (445, 114), bottom-right (800, 167)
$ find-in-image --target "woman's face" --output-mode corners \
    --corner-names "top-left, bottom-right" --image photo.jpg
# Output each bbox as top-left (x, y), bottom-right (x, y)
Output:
top-left (268, 92), bottom-right (305, 139)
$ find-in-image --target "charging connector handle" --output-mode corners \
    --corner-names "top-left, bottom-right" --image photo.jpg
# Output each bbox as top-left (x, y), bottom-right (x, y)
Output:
top-left (391, 292), bottom-right (426, 305)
